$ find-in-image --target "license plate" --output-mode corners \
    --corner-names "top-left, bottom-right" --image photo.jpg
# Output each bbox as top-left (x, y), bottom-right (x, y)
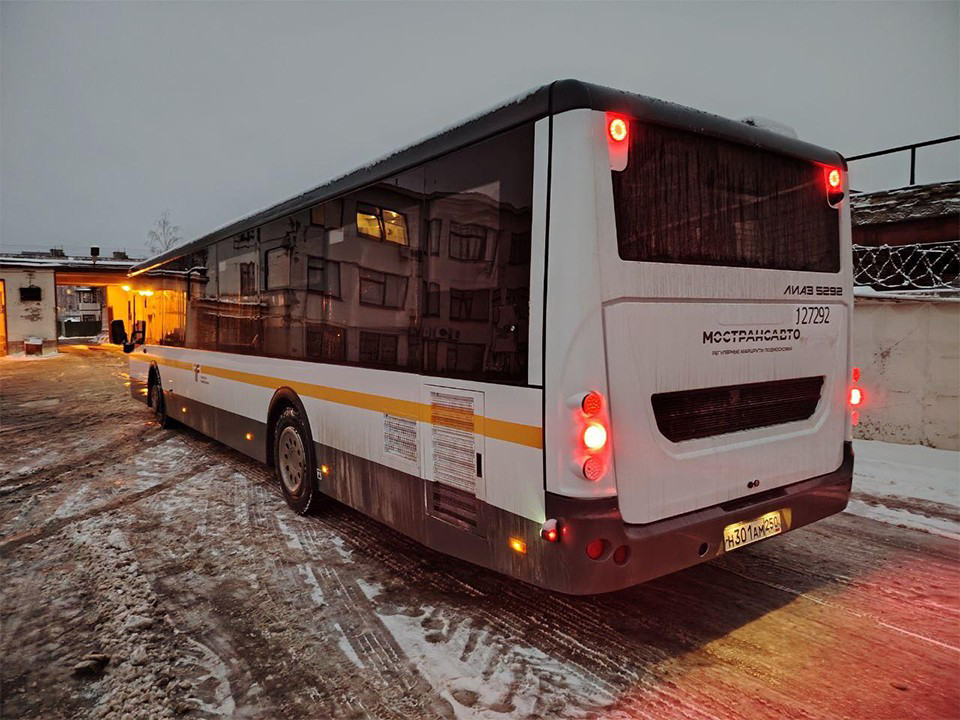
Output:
top-left (723, 510), bottom-right (784, 552)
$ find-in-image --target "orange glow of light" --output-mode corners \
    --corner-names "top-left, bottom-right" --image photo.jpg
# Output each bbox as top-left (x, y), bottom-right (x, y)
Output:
top-left (181, 406), bottom-right (187, 413)
top-left (245, 432), bottom-right (253, 441)
top-left (509, 537), bottom-right (527, 554)
top-left (121, 285), bottom-right (131, 292)
top-left (320, 464), bottom-right (330, 475)
top-left (583, 423), bottom-right (608, 451)
top-left (828, 169), bottom-right (842, 188)
top-left (849, 387), bottom-right (863, 406)
top-left (608, 117), bottom-right (628, 142)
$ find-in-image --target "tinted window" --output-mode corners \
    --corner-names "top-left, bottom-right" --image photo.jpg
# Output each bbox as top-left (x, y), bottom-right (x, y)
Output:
top-left (421, 124), bottom-right (534, 384)
top-left (217, 231), bottom-right (261, 354)
top-left (612, 123), bottom-right (840, 272)
top-left (314, 167), bottom-right (424, 370)
top-left (185, 247), bottom-right (218, 351)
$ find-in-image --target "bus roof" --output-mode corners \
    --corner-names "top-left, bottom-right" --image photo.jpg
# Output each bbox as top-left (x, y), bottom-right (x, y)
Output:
top-left (131, 79), bottom-right (845, 275)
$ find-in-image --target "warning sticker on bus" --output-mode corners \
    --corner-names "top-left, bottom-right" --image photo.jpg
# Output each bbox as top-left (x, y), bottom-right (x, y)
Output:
top-left (723, 510), bottom-right (784, 552)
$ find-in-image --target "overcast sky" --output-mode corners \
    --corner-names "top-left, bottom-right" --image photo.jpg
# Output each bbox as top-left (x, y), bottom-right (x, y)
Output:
top-left (2, 1), bottom-right (957, 258)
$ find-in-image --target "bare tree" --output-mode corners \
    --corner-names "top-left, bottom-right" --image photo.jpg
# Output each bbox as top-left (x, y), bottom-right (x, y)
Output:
top-left (147, 210), bottom-right (182, 255)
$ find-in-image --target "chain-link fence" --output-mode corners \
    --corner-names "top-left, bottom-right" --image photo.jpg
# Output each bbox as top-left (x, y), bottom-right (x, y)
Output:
top-left (853, 242), bottom-right (960, 291)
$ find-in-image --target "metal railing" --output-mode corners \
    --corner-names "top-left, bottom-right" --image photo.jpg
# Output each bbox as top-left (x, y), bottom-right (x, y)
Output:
top-left (846, 135), bottom-right (959, 186)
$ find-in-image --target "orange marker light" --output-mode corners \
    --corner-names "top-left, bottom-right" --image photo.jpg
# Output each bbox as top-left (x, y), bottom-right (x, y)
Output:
top-left (181, 406), bottom-right (187, 413)
top-left (583, 423), bottom-right (608, 451)
top-left (509, 537), bottom-right (527, 554)
top-left (608, 117), bottom-right (628, 142)
top-left (320, 464), bottom-right (330, 475)
top-left (828, 169), bottom-right (842, 188)
top-left (245, 432), bottom-right (253, 441)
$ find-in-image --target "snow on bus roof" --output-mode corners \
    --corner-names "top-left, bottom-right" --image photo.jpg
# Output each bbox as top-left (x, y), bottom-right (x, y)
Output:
top-left (132, 79), bottom-right (843, 275)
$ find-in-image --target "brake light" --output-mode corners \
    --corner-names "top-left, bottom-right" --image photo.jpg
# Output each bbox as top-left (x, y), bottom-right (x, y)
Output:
top-left (849, 387), bottom-right (863, 406)
top-left (608, 117), bottom-right (628, 142)
top-left (828, 169), bottom-right (842, 188)
top-left (852, 366), bottom-right (861, 383)
top-left (583, 423), bottom-right (607, 451)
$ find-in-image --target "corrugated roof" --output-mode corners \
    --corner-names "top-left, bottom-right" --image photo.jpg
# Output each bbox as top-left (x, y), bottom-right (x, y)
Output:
top-left (851, 181), bottom-right (960, 226)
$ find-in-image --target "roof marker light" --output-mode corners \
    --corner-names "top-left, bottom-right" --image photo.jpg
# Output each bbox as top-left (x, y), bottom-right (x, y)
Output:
top-left (608, 117), bottom-right (628, 142)
top-left (541, 519), bottom-right (560, 543)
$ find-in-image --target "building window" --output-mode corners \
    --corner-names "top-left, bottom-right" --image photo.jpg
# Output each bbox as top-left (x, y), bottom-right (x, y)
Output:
top-left (359, 268), bottom-right (407, 308)
top-left (20, 286), bottom-right (41, 302)
top-left (428, 219), bottom-right (442, 255)
top-left (449, 288), bottom-right (490, 321)
top-left (264, 248), bottom-right (290, 290)
top-left (239, 262), bottom-right (257, 295)
top-left (509, 231), bottom-right (531, 265)
top-left (356, 203), bottom-right (408, 245)
top-left (424, 282), bottom-right (440, 317)
top-left (449, 223), bottom-right (486, 261)
top-left (359, 331), bottom-right (399, 365)
top-left (446, 343), bottom-right (485, 373)
top-left (306, 324), bottom-right (346, 361)
top-left (307, 257), bottom-right (341, 297)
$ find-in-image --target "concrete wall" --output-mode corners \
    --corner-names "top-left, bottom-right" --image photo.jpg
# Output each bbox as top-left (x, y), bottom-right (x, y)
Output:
top-left (0, 268), bottom-right (59, 354)
top-left (853, 295), bottom-right (960, 450)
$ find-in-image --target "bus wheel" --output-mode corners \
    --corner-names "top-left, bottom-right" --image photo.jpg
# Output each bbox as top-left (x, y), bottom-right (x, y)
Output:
top-left (149, 381), bottom-right (173, 429)
top-left (273, 406), bottom-right (320, 515)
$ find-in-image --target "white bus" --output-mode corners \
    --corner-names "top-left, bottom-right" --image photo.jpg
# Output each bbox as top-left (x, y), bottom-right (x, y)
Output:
top-left (124, 80), bottom-right (856, 595)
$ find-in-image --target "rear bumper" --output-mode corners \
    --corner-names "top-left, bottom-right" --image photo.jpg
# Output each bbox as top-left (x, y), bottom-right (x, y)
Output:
top-left (539, 442), bottom-right (854, 595)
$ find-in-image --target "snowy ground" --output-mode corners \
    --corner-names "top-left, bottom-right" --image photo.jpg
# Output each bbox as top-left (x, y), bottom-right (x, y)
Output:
top-left (1, 347), bottom-right (958, 720)
top-left (847, 439), bottom-right (959, 539)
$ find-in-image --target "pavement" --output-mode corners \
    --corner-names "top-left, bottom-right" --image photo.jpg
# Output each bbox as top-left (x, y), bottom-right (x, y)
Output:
top-left (1, 346), bottom-right (958, 720)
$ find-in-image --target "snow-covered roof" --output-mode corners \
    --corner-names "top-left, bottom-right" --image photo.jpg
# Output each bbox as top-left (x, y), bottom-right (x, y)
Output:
top-left (851, 181), bottom-right (960, 226)
top-left (0, 253), bottom-right (142, 271)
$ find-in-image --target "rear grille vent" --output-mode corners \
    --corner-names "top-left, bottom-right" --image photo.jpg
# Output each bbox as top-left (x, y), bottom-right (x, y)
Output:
top-left (651, 376), bottom-right (824, 442)
top-left (429, 483), bottom-right (479, 530)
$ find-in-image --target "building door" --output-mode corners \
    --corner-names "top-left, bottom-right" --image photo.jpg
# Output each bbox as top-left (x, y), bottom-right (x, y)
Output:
top-left (0, 280), bottom-right (7, 356)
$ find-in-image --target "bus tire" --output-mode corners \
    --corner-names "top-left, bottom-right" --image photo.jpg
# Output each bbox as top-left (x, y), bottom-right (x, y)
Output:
top-left (273, 406), bottom-right (321, 515)
top-left (149, 379), bottom-right (173, 429)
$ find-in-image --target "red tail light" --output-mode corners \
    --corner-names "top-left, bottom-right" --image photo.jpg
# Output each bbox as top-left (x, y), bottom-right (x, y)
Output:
top-left (581, 391), bottom-right (603, 416)
top-left (827, 169), bottom-right (842, 188)
top-left (541, 519), bottom-right (560, 543)
top-left (583, 423), bottom-right (608, 451)
top-left (849, 387), bottom-right (863, 406)
top-left (582, 456), bottom-right (605, 481)
top-left (608, 117), bottom-right (628, 142)
top-left (852, 366), bottom-right (861, 383)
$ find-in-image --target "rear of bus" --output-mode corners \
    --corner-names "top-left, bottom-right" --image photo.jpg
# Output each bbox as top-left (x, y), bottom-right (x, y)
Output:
top-left (541, 91), bottom-right (854, 594)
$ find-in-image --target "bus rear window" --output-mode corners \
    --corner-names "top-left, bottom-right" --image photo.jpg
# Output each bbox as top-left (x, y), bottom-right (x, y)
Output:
top-left (612, 123), bottom-right (840, 272)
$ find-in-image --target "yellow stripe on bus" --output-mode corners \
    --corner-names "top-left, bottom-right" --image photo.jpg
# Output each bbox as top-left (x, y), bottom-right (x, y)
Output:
top-left (141, 353), bottom-right (543, 449)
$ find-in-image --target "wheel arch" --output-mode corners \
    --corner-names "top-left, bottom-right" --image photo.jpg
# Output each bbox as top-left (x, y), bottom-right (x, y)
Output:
top-left (266, 387), bottom-right (313, 468)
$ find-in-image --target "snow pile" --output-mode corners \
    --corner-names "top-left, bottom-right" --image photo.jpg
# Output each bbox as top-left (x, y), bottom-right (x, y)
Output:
top-left (848, 439), bottom-right (960, 539)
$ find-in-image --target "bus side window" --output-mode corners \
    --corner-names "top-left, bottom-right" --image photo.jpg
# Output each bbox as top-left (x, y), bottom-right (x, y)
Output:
top-left (421, 124), bottom-right (534, 384)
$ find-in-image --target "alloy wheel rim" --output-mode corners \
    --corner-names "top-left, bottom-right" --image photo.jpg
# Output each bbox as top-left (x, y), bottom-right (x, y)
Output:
top-left (278, 425), bottom-right (306, 495)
